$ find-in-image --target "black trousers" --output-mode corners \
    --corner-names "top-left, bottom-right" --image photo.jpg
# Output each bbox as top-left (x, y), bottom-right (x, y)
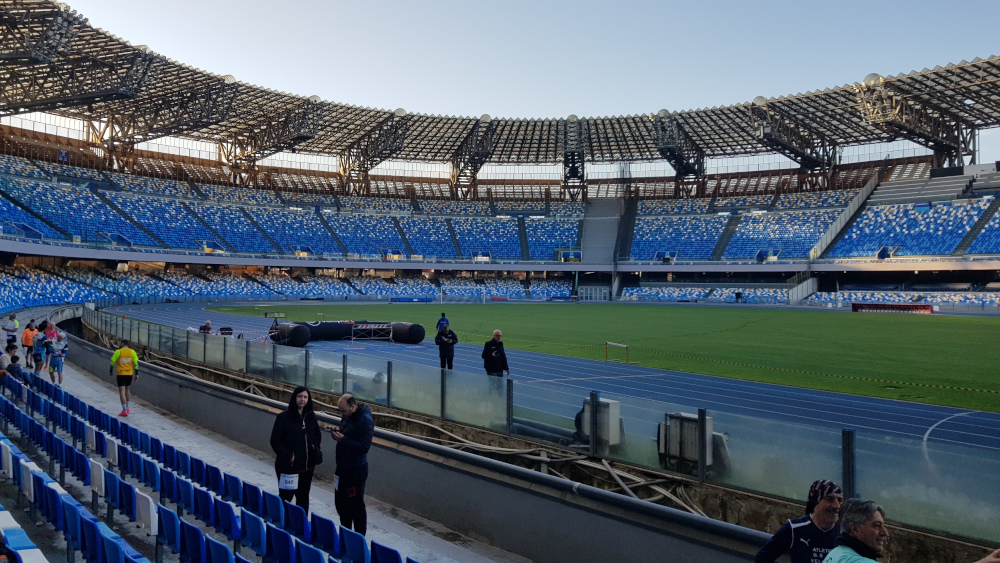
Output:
top-left (439, 356), bottom-right (453, 370)
top-left (335, 464), bottom-right (369, 535)
top-left (275, 467), bottom-right (314, 515)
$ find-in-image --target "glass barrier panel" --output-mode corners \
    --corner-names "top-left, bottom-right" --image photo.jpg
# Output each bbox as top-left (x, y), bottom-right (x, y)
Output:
top-left (204, 334), bottom-right (226, 369)
top-left (130, 320), bottom-right (140, 343)
top-left (115, 317), bottom-right (125, 339)
top-left (387, 360), bottom-right (440, 417)
top-left (137, 321), bottom-right (149, 347)
top-left (709, 410), bottom-right (842, 501)
top-left (855, 428), bottom-right (1000, 541)
top-left (187, 331), bottom-right (206, 363)
top-left (444, 369), bottom-right (506, 432)
top-left (345, 355), bottom-right (389, 405)
top-left (148, 324), bottom-right (162, 353)
top-left (224, 337), bottom-right (247, 373)
top-left (511, 380), bottom-right (584, 449)
top-left (170, 327), bottom-right (188, 358)
top-left (307, 350), bottom-right (343, 394)
top-left (246, 342), bottom-right (274, 379)
top-left (274, 346), bottom-right (306, 386)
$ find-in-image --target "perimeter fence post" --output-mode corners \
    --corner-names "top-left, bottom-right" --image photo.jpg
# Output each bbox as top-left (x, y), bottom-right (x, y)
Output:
top-left (378, 360), bottom-right (388, 406)
top-left (506, 379), bottom-right (514, 435)
top-left (697, 408), bottom-right (707, 483)
top-left (341, 356), bottom-right (347, 395)
top-left (440, 368), bottom-right (447, 419)
top-left (589, 390), bottom-right (600, 458)
top-left (842, 429), bottom-right (856, 499)
top-left (303, 350), bottom-right (311, 388)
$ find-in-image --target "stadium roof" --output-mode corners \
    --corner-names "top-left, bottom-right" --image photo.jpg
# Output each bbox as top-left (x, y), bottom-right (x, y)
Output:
top-left (3, 0), bottom-right (1000, 164)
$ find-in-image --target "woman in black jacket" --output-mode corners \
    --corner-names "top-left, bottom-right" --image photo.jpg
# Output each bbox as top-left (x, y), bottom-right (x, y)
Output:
top-left (270, 386), bottom-right (323, 513)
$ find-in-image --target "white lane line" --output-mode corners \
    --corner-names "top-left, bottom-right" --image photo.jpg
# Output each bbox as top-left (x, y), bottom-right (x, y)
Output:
top-left (923, 411), bottom-right (977, 442)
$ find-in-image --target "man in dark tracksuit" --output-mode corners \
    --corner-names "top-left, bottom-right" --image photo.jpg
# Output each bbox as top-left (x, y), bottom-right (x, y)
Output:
top-left (435, 324), bottom-right (458, 370)
top-left (330, 393), bottom-right (374, 535)
top-left (481, 329), bottom-right (510, 394)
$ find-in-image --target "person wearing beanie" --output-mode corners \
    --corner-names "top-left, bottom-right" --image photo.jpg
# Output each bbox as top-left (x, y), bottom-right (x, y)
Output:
top-left (755, 479), bottom-right (844, 563)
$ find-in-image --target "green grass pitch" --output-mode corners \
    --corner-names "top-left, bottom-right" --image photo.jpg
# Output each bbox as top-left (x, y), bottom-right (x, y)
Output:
top-left (208, 302), bottom-right (1000, 412)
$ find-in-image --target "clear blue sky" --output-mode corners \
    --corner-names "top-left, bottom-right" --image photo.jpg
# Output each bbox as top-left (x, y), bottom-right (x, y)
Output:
top-left (65, 0), bottom-right (1000, 158)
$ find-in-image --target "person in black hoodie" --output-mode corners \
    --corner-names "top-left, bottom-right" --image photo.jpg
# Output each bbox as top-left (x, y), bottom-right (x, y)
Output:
top-left (434, 323), bottom-right (458, 370)
top-left (270, 386), bottom-right (323, 514)
top-left (329, 393), bottom-right (374, 535)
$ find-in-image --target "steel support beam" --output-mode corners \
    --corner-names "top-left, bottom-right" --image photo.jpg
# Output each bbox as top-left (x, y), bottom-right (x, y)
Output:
top-left (749, 97), bottom-right (837, 172)
top-left (0, 1), bottom-right (85, 64)
top-left (219, 99), bottom-right (322, 185)
top-left (561, 115), bottom-right (587, 202)
top-left (88, 79), bottom-right (239, 172)
top-left (0, 49), bottom-right (155, 116)
top-left (338, 108), bottom-right (409, 195)
top-left (652, 110), bottom-right (704, 181)
top-left (450, 115), bottom-right (497, 200)
top-left (854, 74), bottom-right (976, 167)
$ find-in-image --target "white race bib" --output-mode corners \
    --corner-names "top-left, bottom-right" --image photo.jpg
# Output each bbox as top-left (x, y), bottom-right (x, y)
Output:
top-left (334, 475), bottom-right (340, 491)
top-left (278, 473), bottom-right (299, 490)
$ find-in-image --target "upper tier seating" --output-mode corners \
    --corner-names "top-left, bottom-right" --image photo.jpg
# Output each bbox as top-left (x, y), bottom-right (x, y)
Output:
top-left (524, 218), bottom-right (579, 260)
top-left (396, 216), bottom-right (458, 258)
top-left (0, 178), bottom-right (158, 246)
top-left (630, 215), bottom-right (729, 260)
top-left (106, 172), bottom-right (198, 198)
top-left (0, 154), bottom-right (46, 178)
top-left (829, 198), bottom-right (992, 257)
top-left (339, 196), bottom-right (411, 214)
top-left (451, 217), bottom-right (521, 259)
top-left (774, 189), bottom-right (859, 210)
top-left (495, 201), bottom-right (545, 214)
top-left (620, 286), bottom-right (709, 302)
top-left (528, 279), bottom-right (572, 299)
top-left (322, 212), bottom-right (408, 257)
top-left (199, 184), bottom-right (281, 206)
top-left (34, 161), bottom-right (105, 181)
top-left (0, 191), bottom-right (64, 238)
top-left (253, 207), bottom-right (342, 255)
top-left (723, 210), bottom-right (840, 259)
top-left (548, 201), bottom-right (585, 217)
top-left (967, 212), bottom-right (1000, 255)
top-left (704, 288), bottom-right (788, 304)
top-left (419, 200), bottom-right (490, 216)
top-left (715, 194), bottom-right (773, 208)
top-left (186, 202), bottom-right (279, 254)
top-left (279, 191), bottom-right (338, 206)
top-left (638, 199), bottom-right (710, 215)
top-left (105, 193), bottom-right (218, 249)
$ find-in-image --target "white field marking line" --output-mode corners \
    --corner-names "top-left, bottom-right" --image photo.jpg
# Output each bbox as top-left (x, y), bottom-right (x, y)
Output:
top-left (923, 411), bottom-right (977, 443)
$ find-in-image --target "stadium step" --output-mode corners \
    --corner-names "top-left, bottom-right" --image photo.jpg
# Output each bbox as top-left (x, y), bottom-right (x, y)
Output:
top-left (820, 202), bottom-right (869, 259)
top-left (391, 216), bottom-right (417, 256)
top-left (187, 181), bottom-right (207, 199)
top-left (92, 189), bottom-right (168, 248)
top-left (517, 217), bottom-right (530, 260)
top-left (445, 218), bottom-right (463, 257)
top-left (241, 208), bottom-right (287, 254)
top-left (0, 182), bottom-right (73, 240)
top-left (952, 197), bottom-right (1000, 256)
top-left (181, 201), bottom-right (235, 252)
top-left (614, 196), bottom-right (639, 260)
top-left (709, 214), bottom-right (743, 260)
top-left (315, 211), bottom-right (349, 254)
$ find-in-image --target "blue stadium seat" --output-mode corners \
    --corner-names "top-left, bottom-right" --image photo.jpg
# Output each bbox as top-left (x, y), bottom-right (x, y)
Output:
top-left (284, 500), bottom-right (311, 542)
top-left (296, 540), bottom-right (329, 563)
top-left (262, 490), bottom-right (284, 525)
top-left (371, 540), bottom-right (403, 563)
top-left (242, 482), bottom-right (263, 518)
top-left (157, 504), bottom-right (182, 554)
top-left (340, 526), bottom-right (371, 563)
top-left (223, 473), bottom-right (242, 504)
top-left (180, 518), bottom-right (207, 563)
top-left (205, 535), bottom-right (236, 563)
top-left (240, 510), bottom-right (267, 558)
top-left (194, 487), bottom-right (215, 526)
top-left (310, 513), bottom-right (340, 557)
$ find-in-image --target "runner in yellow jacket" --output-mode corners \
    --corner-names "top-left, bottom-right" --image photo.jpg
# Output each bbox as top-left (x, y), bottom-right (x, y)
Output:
top-left (109, 340), bottom-right (139, 417)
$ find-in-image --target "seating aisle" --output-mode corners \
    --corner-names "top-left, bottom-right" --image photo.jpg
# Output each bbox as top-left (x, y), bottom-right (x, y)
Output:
top-left (22, 310), bottom-right (526, 563)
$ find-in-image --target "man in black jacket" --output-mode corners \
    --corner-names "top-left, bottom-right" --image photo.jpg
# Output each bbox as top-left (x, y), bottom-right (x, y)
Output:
top-left (434, 323), bottom-right (458, 370)
top-left (330, 393), bottom-right (374, 535)
top-left (481, 330), bottom-right (510, 394)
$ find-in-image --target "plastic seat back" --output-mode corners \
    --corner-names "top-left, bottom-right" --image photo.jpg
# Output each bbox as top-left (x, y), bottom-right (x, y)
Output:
top-left (180, 518), bottom-right (207, 563)
top-left (284, 500), bottom-right (310, 542)
top-left (262, 490), bottom-right (284, 524)
top-left (160, 469), bottom-right (178, 504)
top-left (214, 499), bottom-right (241, 542)
top-left (176, 450), bottom-right (191, 478)
top-left (310, 513), bottom-right (340, 557)
top-left (296, 540), bottom-right (329, 563)
top-left (119, 481), bottom-right (137, 521)
top-left (240, 510), bottom-right (267, 558)
top-left (136, 490), bottom-right (158, 535)
top-left (223, 472), bottom-right (242, 504)
top-left (340, 526), bottom-right (371, 563)
top-left (143, 457), bottom-right (160, 491)
top-left (205, 535), bottom-right (235, 563)
top-left (156, 503), bottom-right (181, 553)
top-left (104, 469), bottom-right (121, 510)
top-left (62, 498), bottom-right (85, 550)
top-left (177, 477), bottom-right (195, 513)
top-left (190, 457), bottom-right (206, 486)
top-left (371, 541), bottom-right (403, 563)
top-left (266, 523), bottom-right (296, 563)
top-left (205, 464), bottom-right (224, 496)
top-left (194, 487), bottom-right (215, 526)
top-left (102, 533), bottom-right (126, 563)
top-left (242, 482), bottom-right (262, 516)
